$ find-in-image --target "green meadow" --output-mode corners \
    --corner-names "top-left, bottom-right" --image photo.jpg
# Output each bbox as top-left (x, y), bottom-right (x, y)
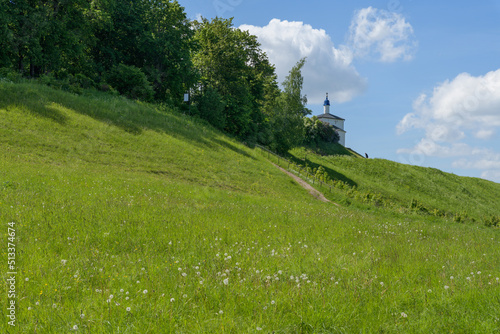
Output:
top-left (1, 82), bottom-right (500, 333)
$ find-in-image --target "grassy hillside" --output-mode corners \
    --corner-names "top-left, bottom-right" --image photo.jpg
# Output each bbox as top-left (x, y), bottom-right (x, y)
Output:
top-left (1, 82), bottom-right (500, 333)
top-left (288, 147), bottom-right (500, 224)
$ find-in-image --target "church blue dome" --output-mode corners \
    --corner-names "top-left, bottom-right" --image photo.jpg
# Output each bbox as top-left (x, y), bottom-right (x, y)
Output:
top-left (324, 93), bottom-right (330, 106)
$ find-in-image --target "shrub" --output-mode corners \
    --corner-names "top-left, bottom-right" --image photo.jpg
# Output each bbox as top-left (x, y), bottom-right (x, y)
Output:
top-left (106, 64), bottom-right (154, 101)
top-left (192, 87), bottom-right (226, 130)
top-left (0, 67), bottom-right (22, 83)
top-left (70, 73), bottom-right (95, 89)
top-left (304, 116), bottom-right (339, 144)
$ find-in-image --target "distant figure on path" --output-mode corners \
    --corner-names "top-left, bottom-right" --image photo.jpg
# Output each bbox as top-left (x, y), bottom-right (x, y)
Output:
top-left (365, 153), bottom-right (369, 159)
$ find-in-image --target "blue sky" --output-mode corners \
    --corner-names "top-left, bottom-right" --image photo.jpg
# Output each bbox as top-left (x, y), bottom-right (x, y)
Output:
top-left (181, 0), bottom-right (500, 183)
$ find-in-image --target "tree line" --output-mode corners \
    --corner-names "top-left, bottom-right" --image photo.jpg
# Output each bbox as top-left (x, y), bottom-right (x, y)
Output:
top-left (0, 0), bottom-right (339, 152)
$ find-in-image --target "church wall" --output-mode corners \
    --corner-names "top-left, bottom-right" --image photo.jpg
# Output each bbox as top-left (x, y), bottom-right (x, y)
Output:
top-left (338, 132), bottom-right (345, 146)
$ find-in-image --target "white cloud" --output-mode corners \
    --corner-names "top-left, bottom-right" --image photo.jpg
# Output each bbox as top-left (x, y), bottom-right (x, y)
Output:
top-left (481, 170), bottom-right (500, 183)
top-left (348, 7), bottom-right (417, 62)
top-left (192, 13), bottom-right (203, 22)
top-left (240, 19), bottom-right (366, 104)
top-left (397, 69), bottom-right (500, 182)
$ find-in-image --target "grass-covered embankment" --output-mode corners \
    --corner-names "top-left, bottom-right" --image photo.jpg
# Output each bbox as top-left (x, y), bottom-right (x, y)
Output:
top-left (1, 82), bottom-right (500, 333)
top-left (287, 147), bottom-right (500, 224)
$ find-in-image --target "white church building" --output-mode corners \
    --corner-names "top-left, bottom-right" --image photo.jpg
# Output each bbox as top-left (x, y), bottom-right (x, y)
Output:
top-left (316, 93), bottom-right (346, 146)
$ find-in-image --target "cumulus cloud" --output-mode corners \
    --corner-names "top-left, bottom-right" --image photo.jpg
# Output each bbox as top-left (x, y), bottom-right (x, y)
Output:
top-left (348, 7), bottom-right (417, 62)
top-left (240, 19), bottom-right (366, 104)
top-left (397, 69), bottom-right (500, 182)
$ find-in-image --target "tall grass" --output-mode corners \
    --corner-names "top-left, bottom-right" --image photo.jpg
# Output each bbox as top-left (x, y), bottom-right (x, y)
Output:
top-left (1, 83), bottom-right (499, 333)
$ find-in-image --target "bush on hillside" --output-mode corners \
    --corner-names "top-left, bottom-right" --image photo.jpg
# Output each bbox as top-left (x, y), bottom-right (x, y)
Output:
top-left (304, 116), bottom-right (340, 144)
top-left (192, 87), bottom-right (226, 131)
top-left (0, 67), bottom-right (22, 83)
top-left (106, 64), bottom-right (154, 102)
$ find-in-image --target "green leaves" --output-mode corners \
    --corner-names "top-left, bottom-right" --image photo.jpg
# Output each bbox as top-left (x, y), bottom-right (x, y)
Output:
top-left (304, 116), bottom-right (340, 145)
top-left (106, 64), bottom-right (154, 102)
top-left (192, 17), bottom-right (277, 139)
top-left (267, 59), bottom-right (309, 153)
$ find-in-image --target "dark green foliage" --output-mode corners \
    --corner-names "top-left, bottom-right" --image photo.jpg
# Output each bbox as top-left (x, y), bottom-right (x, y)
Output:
top-left (0, 68), bottom-right (22, 83)
top-left (267, 59), bottom-right (309, 153)
top-left (0, 0), bottom-right (12, 67)
top-left (192, 17), bottom-right (276, 140)
top-left (89, 0), bottom-right (196, 101)
top-left (3, 0), bottom-right (91, 77)
top-left (106, 64), bottom-right (154, 101)
top-left (304, 116), bottom-right (340, 144)
top-left (192, 87), bottom-right (226, 130)
top-left (1, 0), bottom-right (195, 102)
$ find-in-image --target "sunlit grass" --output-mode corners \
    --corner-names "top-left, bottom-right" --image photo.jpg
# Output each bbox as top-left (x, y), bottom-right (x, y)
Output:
top-left (0, 82), bottom-right (499, 333)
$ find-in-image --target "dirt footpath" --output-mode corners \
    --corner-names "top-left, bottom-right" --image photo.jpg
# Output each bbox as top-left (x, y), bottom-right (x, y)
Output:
top-left (272, 163), bottom-right (340, 206)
